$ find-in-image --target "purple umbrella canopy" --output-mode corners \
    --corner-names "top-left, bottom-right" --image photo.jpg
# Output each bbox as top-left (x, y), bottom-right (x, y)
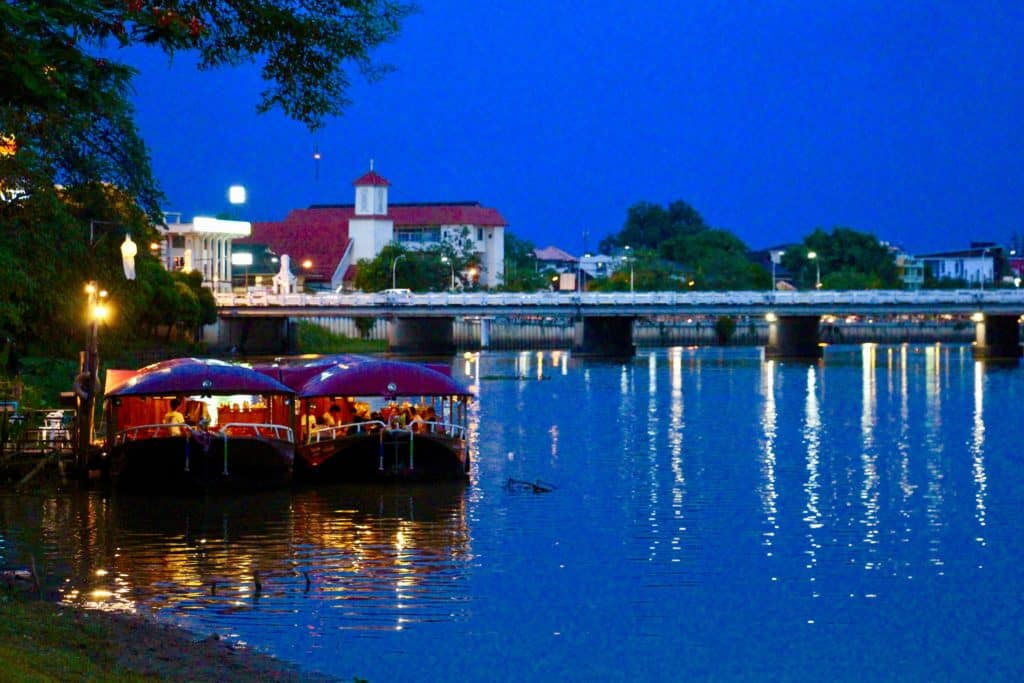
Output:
top-left (105, 358), bottom-right (294, 397)
top-left (296, 358), bottom-right (472, 399)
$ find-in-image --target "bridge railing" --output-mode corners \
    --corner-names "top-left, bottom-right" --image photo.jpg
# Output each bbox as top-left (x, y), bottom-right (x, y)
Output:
top-left (214, 288), bottom-right (1022, 309)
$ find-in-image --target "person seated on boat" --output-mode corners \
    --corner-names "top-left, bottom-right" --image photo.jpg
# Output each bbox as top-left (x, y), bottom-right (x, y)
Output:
top-left (408, 406), bottom-right (426, 433)
top-left (303, 410), bottom-right (317, 443)
top-left (422, 405), bottom-right (438, 432)
top-left (321, 403), bottom-right (341, 428)
top-left (380, 401), bottom-right (398, 424)
top-left (163, 398), bottom-right (185, 437)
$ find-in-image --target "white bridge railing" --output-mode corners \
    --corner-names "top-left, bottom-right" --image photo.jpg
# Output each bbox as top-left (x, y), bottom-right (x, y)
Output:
top-left (216, 289), bottom-right (1024, 309)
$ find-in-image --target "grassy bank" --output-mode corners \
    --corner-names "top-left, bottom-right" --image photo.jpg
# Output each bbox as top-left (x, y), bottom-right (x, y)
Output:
top-left (0, 596), bottom-right (336, 681)
top-left (297, 321), bottom-right (386, 354)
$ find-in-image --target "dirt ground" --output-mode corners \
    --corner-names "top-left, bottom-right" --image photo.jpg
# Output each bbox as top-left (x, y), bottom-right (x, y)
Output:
top-left (56, 606), bottom-right (339, 682)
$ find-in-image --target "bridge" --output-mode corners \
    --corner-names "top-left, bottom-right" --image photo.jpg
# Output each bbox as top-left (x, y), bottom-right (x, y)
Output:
top-left (213, 289), bottom-right (1024, 359)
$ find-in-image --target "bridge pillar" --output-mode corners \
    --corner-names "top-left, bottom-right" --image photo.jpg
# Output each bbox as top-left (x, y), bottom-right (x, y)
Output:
top-left (480, 317), bottom-right (491, 349)
top-left (388, 317), bottom-right (456, 353)
top-left (973, 314), bottom-right (1022, 360)
top-left (573, 316), bottom-right (635, 356)
top-left (216, 316), bottom-right (294, 355)
top-left (764, 315), bottom-right (822, 360)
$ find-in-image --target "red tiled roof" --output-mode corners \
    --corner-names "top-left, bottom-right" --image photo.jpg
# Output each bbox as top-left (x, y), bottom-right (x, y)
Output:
top-left (241, 208), bottom-right (351, 282)
top-left (243, 203), bottom-right (506, 283)
top-left (352, 170), bottom-right (390, 186)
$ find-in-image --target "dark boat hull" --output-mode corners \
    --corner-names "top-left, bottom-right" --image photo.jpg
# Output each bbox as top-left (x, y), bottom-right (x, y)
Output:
top-left (108, 434), bottom-right (293, 494)
top-left (296, 430), bottom-right (469, 483)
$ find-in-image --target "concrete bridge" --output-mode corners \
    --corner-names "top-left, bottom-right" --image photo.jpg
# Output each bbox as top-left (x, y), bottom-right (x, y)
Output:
top-left (213, 289), bottom-right (1024, 360)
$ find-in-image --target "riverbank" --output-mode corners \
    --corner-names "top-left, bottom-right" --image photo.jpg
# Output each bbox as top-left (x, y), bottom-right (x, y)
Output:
top-left (0, 596), bottom-right (340, 681)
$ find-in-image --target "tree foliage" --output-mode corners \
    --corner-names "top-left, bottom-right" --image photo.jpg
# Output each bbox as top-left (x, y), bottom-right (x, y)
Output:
top-left (599, 200), bottom-right (707, 253)
top-left (0, 0), bottom-right (413, 354)
top-left (500, 231), bottom-right (549, 291)
top-left (353, 235), bottom-right (480, 293)
top-left (781, 227), bottom-right (899, 290)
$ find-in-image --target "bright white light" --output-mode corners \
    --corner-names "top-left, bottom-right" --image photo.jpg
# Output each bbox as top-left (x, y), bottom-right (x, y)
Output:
top-left (231, 252), bottom-right (253, 266)
top-left (193, 216), bottom-right (251, 236)
top-left (228, 185), bottom-right (246, 205)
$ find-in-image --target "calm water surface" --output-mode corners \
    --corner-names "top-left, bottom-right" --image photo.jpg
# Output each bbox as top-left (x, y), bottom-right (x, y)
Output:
top-left (2, 345), bottom-right (1023, 681)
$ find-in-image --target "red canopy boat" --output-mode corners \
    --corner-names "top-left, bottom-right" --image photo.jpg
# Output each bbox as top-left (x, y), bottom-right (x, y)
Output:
top-left (103, 358), bottom-right (297, 494)
top-left (261, 356), bottom-right (474, 483)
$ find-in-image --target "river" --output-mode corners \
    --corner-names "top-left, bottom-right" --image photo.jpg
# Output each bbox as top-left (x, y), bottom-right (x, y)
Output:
top-left (1, 345), bottom-right (1021, 681)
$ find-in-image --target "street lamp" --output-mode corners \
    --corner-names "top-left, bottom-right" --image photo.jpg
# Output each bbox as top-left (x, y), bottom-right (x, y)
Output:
top-left (808, 251), bottom-right (821, 289)
top-left (391, 253), bottom-right (407, 290)
top-left (623, 245), bottom-right (634, 293)
top-left (77, 281), bottom-right (109, 465)
top-left (441, 255), bottom-right (455, 291)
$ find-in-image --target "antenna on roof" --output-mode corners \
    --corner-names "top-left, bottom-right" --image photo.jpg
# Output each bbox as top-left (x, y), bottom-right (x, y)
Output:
top-left (370, 158), bottom-right (374, 171)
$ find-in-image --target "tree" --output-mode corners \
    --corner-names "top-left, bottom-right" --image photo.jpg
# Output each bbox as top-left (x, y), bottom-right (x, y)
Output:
top-left (782, 227), bottom-right (899, 290)
top-left (599, 199), bottom-right (708, 253)
top-left (500, 231), bottom-right (548, 291)
top-left (0, 0), bottom-right (413, 353)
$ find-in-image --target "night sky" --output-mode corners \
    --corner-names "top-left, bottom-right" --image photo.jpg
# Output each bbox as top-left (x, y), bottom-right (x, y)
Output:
top-left (123, 2), bottom-right (1023, 255)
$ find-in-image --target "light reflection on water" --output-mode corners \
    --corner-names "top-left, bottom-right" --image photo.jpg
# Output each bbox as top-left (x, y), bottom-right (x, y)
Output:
top-left (1, 345), bottom-right (1022, 681)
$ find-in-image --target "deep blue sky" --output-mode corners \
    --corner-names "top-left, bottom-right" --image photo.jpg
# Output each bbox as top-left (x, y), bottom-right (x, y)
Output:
top-left (123, 2), bottom-right (1023, 255)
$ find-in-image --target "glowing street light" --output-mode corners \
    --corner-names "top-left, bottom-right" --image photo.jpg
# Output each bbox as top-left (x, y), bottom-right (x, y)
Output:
top-left (228, 185), bottom-right (247, 205)
top-left (623, 245), bottom-right (634, 293)
top-left (441, 255), bottom-right (456, 291)
top-left (391, 253), bottom-right (407, 290)
top-left (808, 251), bottom-right (821, 289)
top-left (77, 281), bottom-right (110, 465)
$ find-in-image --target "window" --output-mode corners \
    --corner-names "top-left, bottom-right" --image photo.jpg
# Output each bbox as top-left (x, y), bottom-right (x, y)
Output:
top-left (396, 227), bottom-right (441, 244)
top-left (477, 228), bottom-right (483, 241)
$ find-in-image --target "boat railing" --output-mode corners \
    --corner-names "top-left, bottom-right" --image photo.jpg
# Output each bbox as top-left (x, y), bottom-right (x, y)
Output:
top-left (312, 420), bottom-right (387, 441)
top-left (414, 421), bottom-right (467, 439)
top-left (220, 422), bottom-right (294, 442)
top-left (115, 422), bottom-right (294, 445)
top-left (114, 422), bottom-right (191, 444)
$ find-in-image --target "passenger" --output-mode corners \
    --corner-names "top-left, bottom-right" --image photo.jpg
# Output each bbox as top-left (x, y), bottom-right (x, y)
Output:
top-left (408, 407), bottom-right (425, 433)
top-left (163, 398), bottom-right (185, 437)
top-left (321, 403), bottom-right (341, 427)
top-left (303, 411), bottom-right (317, 443)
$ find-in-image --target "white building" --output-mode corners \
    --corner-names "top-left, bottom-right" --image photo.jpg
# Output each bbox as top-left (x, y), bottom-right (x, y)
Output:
top-left (918, 247), bottom-right (996, 286)
top-left (159, 213), bottom-right (251, 292)
top-left (245, 168), bottom-right (507, 290)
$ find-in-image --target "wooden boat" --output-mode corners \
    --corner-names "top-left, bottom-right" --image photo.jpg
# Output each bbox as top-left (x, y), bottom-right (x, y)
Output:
top-left (263, 357), bottom-right (473, 483)
top-left (103, 358), bottom-right (296, 494)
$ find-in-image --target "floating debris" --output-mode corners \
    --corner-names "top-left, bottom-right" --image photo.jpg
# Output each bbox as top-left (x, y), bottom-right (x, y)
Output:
top-left (504, 478), bottom-right (557, 493)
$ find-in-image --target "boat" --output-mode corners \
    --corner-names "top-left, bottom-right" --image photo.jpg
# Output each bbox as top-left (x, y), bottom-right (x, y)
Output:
top-left (262, 356), bottom-right (474, 483)
top-left (102, 358), bottom-right (297, 494)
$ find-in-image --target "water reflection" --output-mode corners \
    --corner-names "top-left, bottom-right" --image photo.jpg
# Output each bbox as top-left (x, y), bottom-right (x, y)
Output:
top-left (758, 360), bottom-right (778, 555)
top-left (19, 485), bottom-right (471, 635)
top-left (971, 361), bottom-right (987, 540)
top-left (861, 344), bottom-right (880, 551)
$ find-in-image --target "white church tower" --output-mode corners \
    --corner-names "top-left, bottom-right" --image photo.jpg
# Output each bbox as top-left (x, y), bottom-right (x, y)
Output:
top-left (348, 162), bottom-right (394, 263)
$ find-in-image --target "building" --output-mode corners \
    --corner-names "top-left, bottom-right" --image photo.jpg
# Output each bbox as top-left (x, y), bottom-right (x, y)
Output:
top-left (243, 168), bottom-right (507, 291)
top-left (918, 246), bottom-right (998, 286)
top-left (157, 213), bottom-right (252, 293)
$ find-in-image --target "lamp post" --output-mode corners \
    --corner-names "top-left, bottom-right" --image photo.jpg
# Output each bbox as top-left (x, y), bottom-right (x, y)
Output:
top-left (808, 250), bottom-right (820, 289)
top-left (391, 253), bottom-right (407, 290)
top-left (623, 245), bottom-right (634, 293)
top-left (76, 281), bottom-right (109, 468)
top-left (980, 247), bottom-right (991, 291)
top-left (441, 255), bottom-right (455, 291)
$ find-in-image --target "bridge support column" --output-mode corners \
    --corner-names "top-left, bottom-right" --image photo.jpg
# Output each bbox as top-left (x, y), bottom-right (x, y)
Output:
top-left (216, 316), bottom-right (293, 355)
top-left (573, 316), bottom-right (635, 356)
top-left (479, 317), bottom-right (491, 349)
top-left (388, 317), bottom-right (456, 353)
top-left (973, 314), bottom-right (1022, 360)
top-left (764, 315), bottom-right (822, 360)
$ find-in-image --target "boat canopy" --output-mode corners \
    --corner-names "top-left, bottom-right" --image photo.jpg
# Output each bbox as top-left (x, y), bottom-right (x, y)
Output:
top-left (297, 359), bottom-right (471, 399)
top-left (105, 358), bottom-right (294, 397)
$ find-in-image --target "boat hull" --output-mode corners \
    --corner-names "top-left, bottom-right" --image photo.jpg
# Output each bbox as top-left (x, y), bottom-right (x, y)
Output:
top-left (296, 430), bottom-right (469, 483)
top-left (108, 434), bottom-right (294, 494)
